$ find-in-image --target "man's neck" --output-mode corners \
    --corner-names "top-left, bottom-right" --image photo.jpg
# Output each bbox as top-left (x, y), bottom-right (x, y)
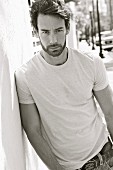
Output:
top-left (40, 48), bottom-right (68, 66)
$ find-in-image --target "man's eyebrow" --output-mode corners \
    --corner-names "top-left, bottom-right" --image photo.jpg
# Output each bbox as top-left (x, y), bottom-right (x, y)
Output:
top-left (41, 29), bottom-right (49, 31)
top-left (55, 27), bottom-right (64, 30)
top-left (40, 27), bottom-right (64, 31)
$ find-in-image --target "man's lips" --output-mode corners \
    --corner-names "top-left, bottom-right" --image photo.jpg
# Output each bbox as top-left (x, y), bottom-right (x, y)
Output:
top-left (49, 46), bottom-right (61, 50)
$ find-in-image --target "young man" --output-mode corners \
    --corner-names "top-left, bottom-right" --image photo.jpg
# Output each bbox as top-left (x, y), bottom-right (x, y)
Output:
top-left (15, 0), bottom-right (113, 169)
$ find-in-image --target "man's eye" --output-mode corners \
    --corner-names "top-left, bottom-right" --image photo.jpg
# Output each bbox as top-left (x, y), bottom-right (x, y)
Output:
top-left (57, 29), bottom-right (63, 32)
top-left (42, 31), bottom-right (49, 34)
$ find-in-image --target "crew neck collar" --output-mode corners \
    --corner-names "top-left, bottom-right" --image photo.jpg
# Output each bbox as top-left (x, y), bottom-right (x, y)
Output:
top-left (38, 47), bottom-right (70, 69)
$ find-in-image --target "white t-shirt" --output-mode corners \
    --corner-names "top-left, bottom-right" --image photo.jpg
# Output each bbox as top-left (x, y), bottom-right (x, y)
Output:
top-left (15, 48), bottom-right (109, 170)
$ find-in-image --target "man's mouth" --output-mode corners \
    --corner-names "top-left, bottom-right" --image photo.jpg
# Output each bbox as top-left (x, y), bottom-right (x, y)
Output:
top-left (49, 46), bottom-right (61, 50)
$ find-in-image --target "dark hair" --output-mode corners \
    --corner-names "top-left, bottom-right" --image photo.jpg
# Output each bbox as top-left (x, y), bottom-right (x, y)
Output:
top-left (30, 0), bottom-right (71, 32)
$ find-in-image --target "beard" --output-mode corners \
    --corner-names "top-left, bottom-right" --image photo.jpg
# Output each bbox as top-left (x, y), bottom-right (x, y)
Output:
top-left (40, 40), bottom-right (66, 57)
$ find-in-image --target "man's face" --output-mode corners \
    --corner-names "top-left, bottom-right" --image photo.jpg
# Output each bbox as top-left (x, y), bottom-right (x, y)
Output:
top-left (37, 14), bottom-right (68, 57)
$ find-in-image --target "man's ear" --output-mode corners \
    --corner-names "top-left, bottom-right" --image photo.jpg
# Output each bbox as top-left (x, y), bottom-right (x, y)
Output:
top-left (35, 31), bottom-right (39, 38)
top-left (66, 24), bottom-right (70, 35)
top-left (32, 28), bottom-right (39, 38)
top-left (66, 28), bottom-right (70, 35)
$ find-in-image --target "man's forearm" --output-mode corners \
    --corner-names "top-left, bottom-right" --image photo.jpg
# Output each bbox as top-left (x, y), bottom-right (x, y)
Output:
top-left (105, 110), bottom-right (113, 142)
top-left (26, 130), bottom-right (65, 170)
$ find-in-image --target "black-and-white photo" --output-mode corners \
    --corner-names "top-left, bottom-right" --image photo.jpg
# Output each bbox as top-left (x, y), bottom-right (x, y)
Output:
top-left (1, 0), bottom-right (113, 170)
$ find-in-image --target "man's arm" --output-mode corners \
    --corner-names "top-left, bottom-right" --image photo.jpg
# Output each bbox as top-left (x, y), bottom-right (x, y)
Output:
top-left (93, 85), bottom-right (113, 140)
top-left (19, 103), bottom-right (65, 170)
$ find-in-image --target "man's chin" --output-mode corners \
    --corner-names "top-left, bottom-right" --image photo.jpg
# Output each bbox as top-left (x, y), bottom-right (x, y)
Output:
top-left (40, 41), bottom-right (66, 57)
top-left (47, 50), bottom-right (63, 57)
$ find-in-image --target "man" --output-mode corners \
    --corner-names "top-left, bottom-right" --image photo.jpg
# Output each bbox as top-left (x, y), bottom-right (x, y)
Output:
top-left (15, 0), bottom-right (113, 169)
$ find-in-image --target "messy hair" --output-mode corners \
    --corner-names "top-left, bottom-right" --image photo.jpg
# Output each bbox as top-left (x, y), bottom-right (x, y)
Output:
top-left (30, 0), bottom-right (71, 31)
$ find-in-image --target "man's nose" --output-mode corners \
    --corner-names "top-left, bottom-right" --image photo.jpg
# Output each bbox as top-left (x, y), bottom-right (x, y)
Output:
top-left (49, 32), bottom-right (57, 44)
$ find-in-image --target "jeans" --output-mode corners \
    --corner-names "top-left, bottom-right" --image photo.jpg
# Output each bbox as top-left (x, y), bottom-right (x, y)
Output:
top-left (77, 157), bottom-right (113, 170)
top-left (94, 157), bottom-right (113, 170)
top-left (78, 139), bottom-right (113, 170)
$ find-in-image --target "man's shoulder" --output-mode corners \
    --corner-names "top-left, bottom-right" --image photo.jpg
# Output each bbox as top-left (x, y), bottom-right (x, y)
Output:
top-left (15, 57), bottom-right (33, 81)
top-left (15, 62), bottom-right (29, 79)
top-left (69, 48), bottom-right (100, 63)
top-left (75, 49), bottom-right (94, 60)
top-left (15, 54), bottom-right (38, 75)
top-left (15, 63), bottom-right (28, 86)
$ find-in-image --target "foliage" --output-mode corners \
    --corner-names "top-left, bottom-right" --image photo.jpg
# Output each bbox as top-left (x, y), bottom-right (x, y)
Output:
top-left (68, 0), bottom-right (113, 35)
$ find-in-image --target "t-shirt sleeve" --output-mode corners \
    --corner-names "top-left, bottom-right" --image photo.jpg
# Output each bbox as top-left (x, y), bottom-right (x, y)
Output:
top-left (15, 68), bottom-right (35, 104)
top-left (93, 56), bottom-right (109, 91)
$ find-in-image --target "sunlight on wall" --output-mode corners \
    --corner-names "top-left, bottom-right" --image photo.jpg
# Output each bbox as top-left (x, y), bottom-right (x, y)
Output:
top-left (0, 1), bottom-right (38, 170)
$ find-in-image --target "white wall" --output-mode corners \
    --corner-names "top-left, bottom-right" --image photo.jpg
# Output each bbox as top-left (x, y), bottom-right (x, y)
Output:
top-left (0, 0), bottom-right (38, 170)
